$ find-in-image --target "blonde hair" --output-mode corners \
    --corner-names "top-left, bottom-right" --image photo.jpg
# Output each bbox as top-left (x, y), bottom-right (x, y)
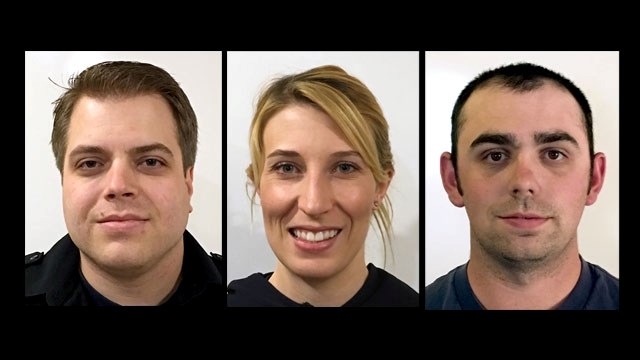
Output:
top-left (246, 65), bottom-right (395, 257)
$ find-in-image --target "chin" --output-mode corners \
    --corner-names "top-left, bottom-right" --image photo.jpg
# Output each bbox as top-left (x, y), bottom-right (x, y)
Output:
top-left (91, 245), bottom-right (147, 270)
top-left (290, 261), bottom-right (338, 280)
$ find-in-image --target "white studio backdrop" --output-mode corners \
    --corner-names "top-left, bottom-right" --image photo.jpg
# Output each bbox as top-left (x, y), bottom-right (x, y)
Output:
top-left (25, 51), bottom-right (222, 256)
top-left (227, 51), bottom-right (420, 291)
top-left (425, 51), bottom-right (619, 286)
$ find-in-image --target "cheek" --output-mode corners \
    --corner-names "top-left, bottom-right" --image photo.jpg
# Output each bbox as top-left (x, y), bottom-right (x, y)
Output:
top-left (62, 179), bottom-right (96, 219)
top-left (150, 178), bottom-right (191, 216)
top-left (259, 181), bottom-right (296, 218)
top-left (556, 180), bottom-right (590, 213)
top-left (335, 184), bottom-right (375, 221)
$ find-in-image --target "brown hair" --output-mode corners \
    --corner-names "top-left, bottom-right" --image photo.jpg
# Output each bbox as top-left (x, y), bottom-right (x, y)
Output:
top-left (51, 61), bottom-right (198, 174)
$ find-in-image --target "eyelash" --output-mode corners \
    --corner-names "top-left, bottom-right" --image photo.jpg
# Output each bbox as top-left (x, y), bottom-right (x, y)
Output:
top-left (78, 160), bottom-right (100, 169)
top-left (272, 162), bottom-right (299, 174)
top-left (269, 161), bottom-right (360, 175)
top-left (76, 158), bottom-right (166, 171)
top-left (141, 158), bottom-right (166, 168)
top-left (333, 162), bottom-right (359, 174)
top-left (482, 149), bottom-right (567, 163)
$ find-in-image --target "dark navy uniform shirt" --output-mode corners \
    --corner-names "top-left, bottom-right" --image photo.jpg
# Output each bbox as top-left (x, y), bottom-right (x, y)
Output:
top-left (25, 230), bottom-right (225, 306)
top-left (425, 256), bottom-right (619, 310)
top-left (228, 263), bottom-right (418, 307)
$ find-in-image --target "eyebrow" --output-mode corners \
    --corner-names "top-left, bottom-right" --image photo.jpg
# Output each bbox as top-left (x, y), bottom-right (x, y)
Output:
top-left (67, 143), bottom-right (174, 159)
top-left (266, 149), bottom-right (362, 160)
top-left (469, 131), bottom-right (579, 149)
top-left (470, 133), bottom-right (516, 148)
top-left (129, 143), bottom-right (175, 158)
top-left (329, 150), bottom-right (362, 160)
top-left (534, 131), bottom-right (579, 148)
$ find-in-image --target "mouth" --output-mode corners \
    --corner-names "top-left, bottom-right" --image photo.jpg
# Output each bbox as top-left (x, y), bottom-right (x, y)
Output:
top-left (499, 213), bottom-right (547, 220)
top-left (97, 214), bottom-right (149, 233)
top-left (498, 214), bottom-right (549, 230)
top-left (289, 228), bottom-right (342, 242)
top-left (98, 214), bottom-right (148, 223)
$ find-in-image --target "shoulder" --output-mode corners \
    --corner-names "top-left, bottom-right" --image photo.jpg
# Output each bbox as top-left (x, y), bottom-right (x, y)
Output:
top-left (25, 250), bottom-right (53, 305)
top-left (588, 262), bottom-right (619, 285)
top-left (228, 273), bottom-right (287, 307)
top-left (228, 272), bottom-right (270, 292)
top-left (25, 236), bottom-right (82, 305)
top-left (25, 250), bottom-right (49, 281)
top-left (25, 251), bottom-right (45, 267)
top-left (25, 236), bottom-right (77, 278)
top-left (362, 264), bottom-right (418, 307)
top-left (425, 265), bottom-right (462, 310)
top-left (585, 261), bottom-right (619, 309)
top-left (209, 252), bottom-right (224, 272)
top-left (425, 268), bottom-right (457, 295)
top-left (372, 265), bottom-right (418, 295)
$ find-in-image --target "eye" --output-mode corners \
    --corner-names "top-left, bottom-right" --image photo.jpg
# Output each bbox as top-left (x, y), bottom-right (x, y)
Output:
top-left (280, 164), bottom-right (295, 173)
top-left (79, 160), bottom-right (100, 169)
top-left (272, 162), bottom-right (299, 174)
top-left (142, 158), bottom-right (165, 167)
top-left (484, 151), bottom-right (508, 163)
top-left (336, 162), bottom-right (357, 173)
top-left (546, 150), bottom-right (565, 161)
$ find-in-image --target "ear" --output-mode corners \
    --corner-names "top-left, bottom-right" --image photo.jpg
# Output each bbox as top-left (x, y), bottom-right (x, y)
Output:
top-left (440, 152), bottom-right (464, 207)
top-left (375, 169), bottom-right (394, 202)
top-left (185, 166), bottom-right (194, 195)
top-left (185, 166), bottom-right (194, 213)
top-left (586, 152), bottom-right (606, 206)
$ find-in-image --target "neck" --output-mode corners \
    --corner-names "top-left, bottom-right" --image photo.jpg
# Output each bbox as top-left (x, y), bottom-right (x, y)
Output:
top-left (79, 241), bottom-right (184, 306)
top-left (467, 240), bottom-right (581, 310)
top-left (269, 253), bottom-right (368, 307)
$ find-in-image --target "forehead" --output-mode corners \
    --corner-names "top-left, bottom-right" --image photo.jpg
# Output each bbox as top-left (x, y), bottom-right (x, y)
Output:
top-left (67, 94), bottom-right (180, 149)
top-left (262, 104), bottom-right (351, 149)
top-left (458, 83), bottom-right (587, 145)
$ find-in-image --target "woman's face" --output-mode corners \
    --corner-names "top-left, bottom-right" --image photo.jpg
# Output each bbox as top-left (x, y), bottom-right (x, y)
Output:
top-left (258, 104), bottom-right (388, 280)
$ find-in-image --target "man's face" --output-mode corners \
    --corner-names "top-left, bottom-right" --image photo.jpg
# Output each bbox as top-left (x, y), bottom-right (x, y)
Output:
top-left (443, 82), bottom-right (604, 267)
top-left (62, 94), bottom-right (193, 275)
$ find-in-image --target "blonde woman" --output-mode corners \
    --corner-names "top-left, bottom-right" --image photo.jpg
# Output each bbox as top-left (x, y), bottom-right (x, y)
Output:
top-left (227, 65), bottom-right (417, 307)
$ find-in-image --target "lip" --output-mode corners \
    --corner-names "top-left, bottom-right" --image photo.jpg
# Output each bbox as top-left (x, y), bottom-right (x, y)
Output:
top-left (98, 214), bottom-right (147, 222)
top-left (499, 213), bottom-right (549, 230)
top-left (97, 214), bottom-right (149, 233)
top-left (289, 226), bottom-right (342, 253)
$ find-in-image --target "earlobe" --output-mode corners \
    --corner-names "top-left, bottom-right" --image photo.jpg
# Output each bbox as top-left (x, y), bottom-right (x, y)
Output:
top-left (586, 152), bottom-right (606, 205)
top-left (440, 152), bottom-right (464, 208)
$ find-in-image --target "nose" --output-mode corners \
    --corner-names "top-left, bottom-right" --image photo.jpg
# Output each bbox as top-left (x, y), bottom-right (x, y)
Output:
top-left (508, 154), bottom-right (540, 199)
top-left (298, 170), bottom-right (333, 216)
top-left (104, 160), bottom-right (138, 200)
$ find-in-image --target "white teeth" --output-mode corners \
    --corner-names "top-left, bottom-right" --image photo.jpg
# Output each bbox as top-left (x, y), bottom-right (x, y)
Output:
top-left (293, 229), bottom-right (339, 242)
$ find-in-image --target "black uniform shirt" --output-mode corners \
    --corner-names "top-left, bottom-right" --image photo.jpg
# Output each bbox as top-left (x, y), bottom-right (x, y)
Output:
top-left (227, 263), bottom-right (418, 307)
top-left (25, 230), bottom-right (225, 306)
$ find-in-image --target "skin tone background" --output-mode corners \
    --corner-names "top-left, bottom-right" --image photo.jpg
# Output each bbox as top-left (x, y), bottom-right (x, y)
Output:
top-left (25, 51), bottom-right (222, 256)
top-left (227, 51), bottom-right (419, 291)
top-left (425, 51), bottom-right (619, 286)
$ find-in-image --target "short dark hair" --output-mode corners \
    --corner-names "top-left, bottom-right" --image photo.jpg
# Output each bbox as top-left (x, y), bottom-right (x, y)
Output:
top-left (450, 62), bottom-right (593, 174)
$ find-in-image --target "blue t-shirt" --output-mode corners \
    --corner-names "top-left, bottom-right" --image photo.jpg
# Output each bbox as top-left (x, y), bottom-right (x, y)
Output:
top-left (425, 256), bottom-right (619, 310)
